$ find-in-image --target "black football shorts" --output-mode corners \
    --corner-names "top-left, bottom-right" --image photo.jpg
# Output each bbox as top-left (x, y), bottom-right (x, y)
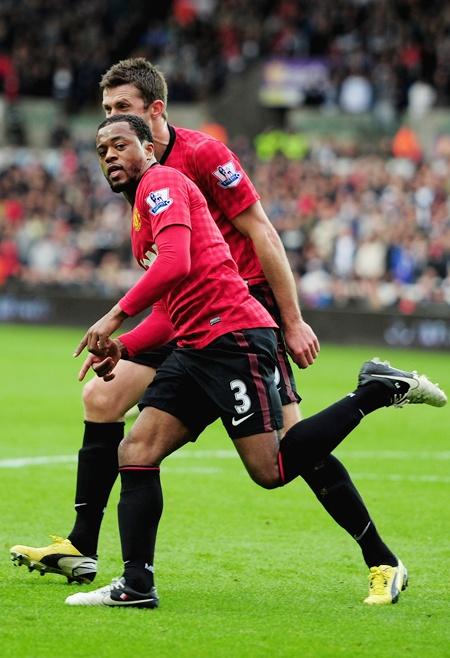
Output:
top-left (138, 328), bottom-right (283, 439)
top-left (127, 341), bottom-right (177, 369)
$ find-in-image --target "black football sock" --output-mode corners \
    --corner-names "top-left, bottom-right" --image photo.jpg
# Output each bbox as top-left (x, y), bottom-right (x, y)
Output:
top-left (118, 466), bottom-right (163, 593)
top-left (351, 381), bottom-right (394, 415)
top-left (279, 385), bottom-right (393, 486)
top-left (279, 396), bottom-right (363, 484)
top-left (301, 455), bottom-right (397, 567)
top-left (68, 421), bottom-right (124, 556)
top-left (355, 521), bottom-right (398, 568)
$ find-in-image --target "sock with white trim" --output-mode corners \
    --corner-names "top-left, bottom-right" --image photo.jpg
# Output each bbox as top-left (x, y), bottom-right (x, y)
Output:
top-left (68, 421), bottom-right (124, 555)
top-left (301, 455), bottom-right (397, 567)
top-left (118, 466), bottom-right (163, 592)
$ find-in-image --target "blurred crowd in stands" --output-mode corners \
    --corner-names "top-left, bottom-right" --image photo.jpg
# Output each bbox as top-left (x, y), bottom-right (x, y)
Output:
top-left (251, 141), bottom-right (450, 313)
top-left (0, 0), bottom-right (449, 315)
top-left (1, 0), bottom-right (450, 114)
top-left (1, 136), bottom-right (449, 314)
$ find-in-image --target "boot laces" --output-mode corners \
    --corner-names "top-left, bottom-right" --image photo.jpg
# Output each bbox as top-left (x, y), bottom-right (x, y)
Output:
top-left (368, 566), bottom-right (390, 594)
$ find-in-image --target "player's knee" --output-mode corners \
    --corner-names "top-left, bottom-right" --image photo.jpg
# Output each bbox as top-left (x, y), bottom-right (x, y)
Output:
top-left (82, 378), bottom-right (122, 421)
top-left (248, 466), bottom-right (281, 490)
top-left (119, 427), bottom-right (164, 466)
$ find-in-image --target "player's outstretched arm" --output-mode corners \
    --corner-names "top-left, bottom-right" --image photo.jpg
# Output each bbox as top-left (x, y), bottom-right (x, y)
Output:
top-left (74, 224), bottom-right (190, 360)
top-left (233, 201), bottom-right (320, 368)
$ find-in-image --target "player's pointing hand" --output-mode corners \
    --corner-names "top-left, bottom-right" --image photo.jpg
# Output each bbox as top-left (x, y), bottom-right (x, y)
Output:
top-left (73, 304), bottom-right (129, 358)
top-left (78, 340), bottom-right (122, 382)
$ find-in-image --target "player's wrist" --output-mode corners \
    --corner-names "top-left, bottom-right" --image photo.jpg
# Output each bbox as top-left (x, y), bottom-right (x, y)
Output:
top-left (111, 303), bottom-right (129, 320)
top-left (281, 311), bottom-right (303, 329)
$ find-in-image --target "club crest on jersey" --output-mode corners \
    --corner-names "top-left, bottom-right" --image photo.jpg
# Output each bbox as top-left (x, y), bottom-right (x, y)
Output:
top-left (145, 188), bottom-right (173, 215)
top-left (133, 207), bottom-right (141, 231)
top-left (212, 161), bottom-right (242, 188)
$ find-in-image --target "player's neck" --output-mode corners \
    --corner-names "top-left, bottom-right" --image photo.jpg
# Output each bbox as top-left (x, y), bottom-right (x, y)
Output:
top-left (152, 119), bottom-right (171, 161)
top-left (122, 160), bottom-right (156, 206)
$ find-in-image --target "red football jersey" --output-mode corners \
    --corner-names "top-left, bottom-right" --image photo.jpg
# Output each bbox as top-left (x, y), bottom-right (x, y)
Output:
top-left (161, 125), bottom-right (266, 285)
top-left (124, 164), bottom-right (276, 348)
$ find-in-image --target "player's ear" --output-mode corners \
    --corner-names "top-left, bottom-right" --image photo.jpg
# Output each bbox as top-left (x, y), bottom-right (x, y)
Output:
top-left (150, 99), bottom-right (165, 119)
top-left (144, 140), bottom-right (155, 160)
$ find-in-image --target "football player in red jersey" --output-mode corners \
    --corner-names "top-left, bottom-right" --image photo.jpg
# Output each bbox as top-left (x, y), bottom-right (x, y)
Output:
top-left (61, 115), bottom-right (444, 607)
top-left (10, 58), bottom-right (318, 580)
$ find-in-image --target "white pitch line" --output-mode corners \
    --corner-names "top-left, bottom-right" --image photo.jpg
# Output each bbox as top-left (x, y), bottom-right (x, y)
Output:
top-left (351, 472), bottom-right (450, 484)
top-left (0, 455), bottom-right (219, 475)
top-left (0, 449), bottom-right (449, 469)
top-left (338, 450), bottom-right (450, 460)
top-left (0, 455), bottom-right (77, 468)
top-left (0, 452), bottom-right (448, 483)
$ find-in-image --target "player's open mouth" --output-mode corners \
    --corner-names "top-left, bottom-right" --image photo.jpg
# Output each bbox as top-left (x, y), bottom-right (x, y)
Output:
top-left (108, 165), bottom-right (123, 179)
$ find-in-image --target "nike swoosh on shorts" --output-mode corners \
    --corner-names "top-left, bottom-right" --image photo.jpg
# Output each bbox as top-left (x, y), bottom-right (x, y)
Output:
top-left (231, 413), bottom-right (255, 426)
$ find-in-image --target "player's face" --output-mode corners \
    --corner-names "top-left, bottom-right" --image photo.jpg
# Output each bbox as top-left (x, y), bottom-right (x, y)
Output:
top-left (96, 121), bottom-right (153, 193)
top-left (102, 84), bottom-right (153, 125)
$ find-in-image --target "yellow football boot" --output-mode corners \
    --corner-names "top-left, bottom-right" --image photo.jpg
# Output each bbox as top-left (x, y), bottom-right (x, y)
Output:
top-left (364, 560), bottom-right (408, 605)
top-left (10, 535), bottom-right (97, 584)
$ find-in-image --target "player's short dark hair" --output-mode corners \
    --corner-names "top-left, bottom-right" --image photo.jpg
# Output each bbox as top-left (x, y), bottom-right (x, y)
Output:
top-left (97, 114), bottom-right (153, 144)
top-left (100, 57), bottom-right (168, 109)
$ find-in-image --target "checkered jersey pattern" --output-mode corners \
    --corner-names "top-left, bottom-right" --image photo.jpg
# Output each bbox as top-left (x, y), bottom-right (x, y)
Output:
top-left (163, 126), bottom-right (265, 285)
top-left (131, 164), bottom-right (276, 349)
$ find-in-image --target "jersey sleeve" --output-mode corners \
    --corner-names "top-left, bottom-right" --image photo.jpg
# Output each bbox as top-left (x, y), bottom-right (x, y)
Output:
top-left (119, 224), bottom-right (191, 316)
top-left (192, 138), bottom-right (259, 220)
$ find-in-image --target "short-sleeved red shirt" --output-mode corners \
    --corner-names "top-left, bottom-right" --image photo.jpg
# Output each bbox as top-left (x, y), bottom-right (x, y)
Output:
top-left (161, 125), bottom-right (266, 285)
top-left (123, 164), bottom-right (275, 348)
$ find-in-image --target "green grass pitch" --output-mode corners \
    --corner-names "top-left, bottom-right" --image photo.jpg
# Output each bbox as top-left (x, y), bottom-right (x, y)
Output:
top-left (0, 323), bottom-right (448, 658)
